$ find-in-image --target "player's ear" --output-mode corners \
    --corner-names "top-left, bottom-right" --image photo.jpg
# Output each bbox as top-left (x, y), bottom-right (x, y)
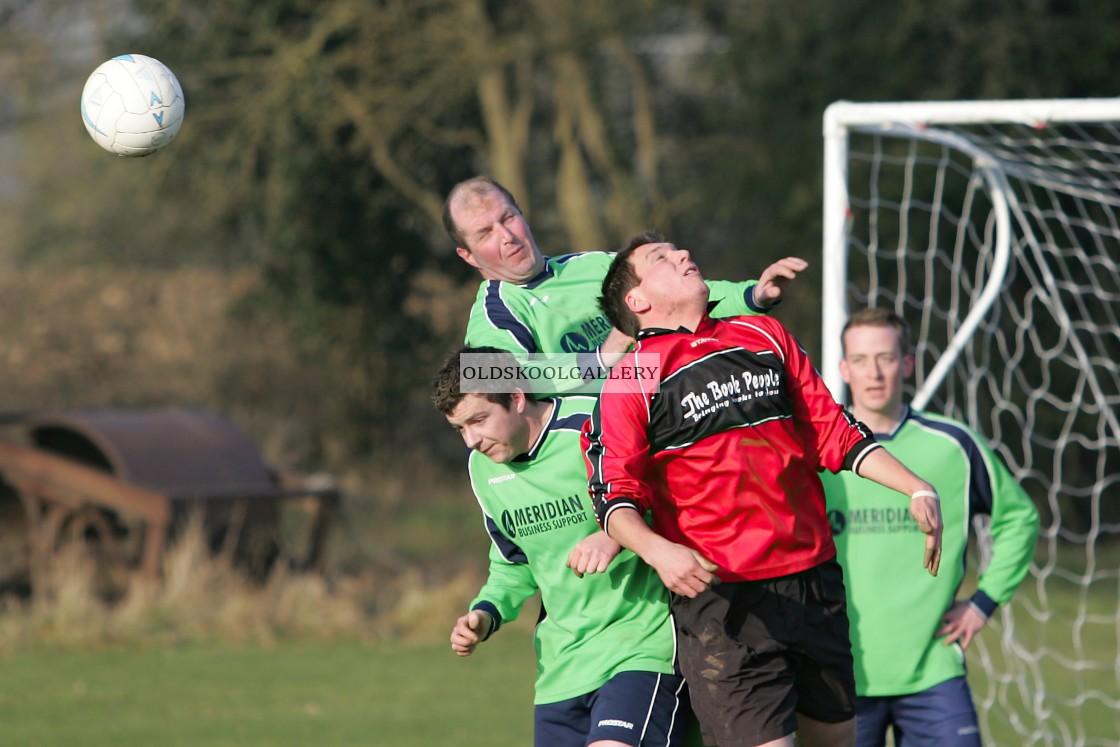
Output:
top-left (839, 358), bottom-right (852, 384)
top-left (510, 389), bottom-right (528, 413)
top-left (903, 353), bottom-right (916, 378)
top-left (456, 246), bottom-right (480, 270)
top-left (625, 287), bottom-right (651, 316)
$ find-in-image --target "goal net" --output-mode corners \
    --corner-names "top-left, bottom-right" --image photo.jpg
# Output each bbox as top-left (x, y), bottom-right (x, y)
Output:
top-left (820, 99), bottom-right (1120, 747)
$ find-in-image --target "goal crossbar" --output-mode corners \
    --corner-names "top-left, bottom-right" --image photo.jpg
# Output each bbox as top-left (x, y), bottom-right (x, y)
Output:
top-left (822, 97), bottom-right (1120, 403)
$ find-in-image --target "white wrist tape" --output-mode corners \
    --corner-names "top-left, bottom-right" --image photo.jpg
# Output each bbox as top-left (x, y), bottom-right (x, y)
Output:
top-left (911, 489), bottom-right (940, 501)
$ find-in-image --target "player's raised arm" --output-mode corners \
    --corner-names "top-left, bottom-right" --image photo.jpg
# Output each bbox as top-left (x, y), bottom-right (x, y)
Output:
top-left (753, 256), bottom-right (809, 308)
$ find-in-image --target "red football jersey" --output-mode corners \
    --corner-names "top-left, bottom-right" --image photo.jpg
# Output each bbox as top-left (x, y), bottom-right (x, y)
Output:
top-left (584, 313), bottom-right (879, 582)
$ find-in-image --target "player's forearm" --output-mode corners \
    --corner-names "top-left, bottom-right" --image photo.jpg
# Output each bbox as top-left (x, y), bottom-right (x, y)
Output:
top-left (855, 447), bottom-right (935, 498)
top-left (603, 505), bottom-right (666, 562)
top-left (979, 498), bottom-right (1040, 604)
top-left (474, 558), bottom-right (537, 625)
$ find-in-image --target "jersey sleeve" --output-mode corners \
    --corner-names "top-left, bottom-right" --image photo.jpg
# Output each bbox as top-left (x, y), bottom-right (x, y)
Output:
top-left (583, 355), bottom-right (656, 532)
top-left (469, 514), bottom-right (539, 637)
top-left (463, 281), bottom-right (608, 396)
top-left (765, 319), bottom-right (879, 472)
top-left (969, 439), bottom-right (1040, 615)
top-left (464, 284), bottom-right (538, 354)
top-left (706, 279), bottom-right (768, 317)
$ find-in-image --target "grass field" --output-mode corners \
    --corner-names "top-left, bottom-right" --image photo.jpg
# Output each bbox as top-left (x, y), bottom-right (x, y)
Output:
top-left (2, 606), bottom-right (1117, 746)
top-left (0, 628), bottom-right (537, 747)
top-left (1, 503), bottom-right (1115, 746)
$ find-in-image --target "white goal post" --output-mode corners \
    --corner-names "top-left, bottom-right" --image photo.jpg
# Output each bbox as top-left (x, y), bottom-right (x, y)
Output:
top-left (820, 99), bottom-right (1120, 747)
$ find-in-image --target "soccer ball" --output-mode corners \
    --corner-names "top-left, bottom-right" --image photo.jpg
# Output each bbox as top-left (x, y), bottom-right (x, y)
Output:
top-left (80, 54), bottom-right (185, 157)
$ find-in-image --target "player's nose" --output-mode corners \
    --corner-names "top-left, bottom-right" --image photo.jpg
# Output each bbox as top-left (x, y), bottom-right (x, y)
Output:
top-left (495, 222), bottom-right (515, 242)
top-left (461, 427), bottom-right (481, 449)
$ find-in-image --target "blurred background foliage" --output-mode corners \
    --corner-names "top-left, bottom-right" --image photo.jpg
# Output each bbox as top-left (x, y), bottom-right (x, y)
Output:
top-left (1, 0), bottom-right (1117, 574)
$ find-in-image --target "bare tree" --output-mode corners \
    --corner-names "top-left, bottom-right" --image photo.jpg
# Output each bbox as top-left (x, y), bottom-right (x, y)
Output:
top-left (163, 0), bottom-right (672, 250)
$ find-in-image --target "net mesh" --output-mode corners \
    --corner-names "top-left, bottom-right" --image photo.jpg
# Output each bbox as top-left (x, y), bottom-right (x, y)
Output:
top-left (843, 115), bottom-right (1120, 746)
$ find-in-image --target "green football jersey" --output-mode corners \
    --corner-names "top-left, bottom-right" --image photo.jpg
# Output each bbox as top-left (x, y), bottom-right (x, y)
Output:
top-left (820, 408), bottom-right (1039, 697)
top-left (463, 251), bottom-right (765, 394)
top-left (465, 395), bottom-right (678, 705)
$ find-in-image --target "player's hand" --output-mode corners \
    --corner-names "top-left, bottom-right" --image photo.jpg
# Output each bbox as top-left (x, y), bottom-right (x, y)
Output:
top-left (753, 257), bottom-right (809, 308)
top-left (647, 542), bottom-right (721, 598)
top-left (909, 491), bottom-right (944, 576)
top-left (598, 328), bottom-right (637, 369)
top-left (936, 600), bottom-right (988, 650)
top-left (450, 610), bottom-right (492, 657)
top-left (568, 530), bottom-right (622, 577)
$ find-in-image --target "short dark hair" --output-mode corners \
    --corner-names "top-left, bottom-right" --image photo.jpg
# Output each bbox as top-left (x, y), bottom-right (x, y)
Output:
top-left (599, 230), bottom-right (666, 337)
top-left (841, 308), bottom-right (913, 356)
top-left (442, 177), bottom-right (523, 249)
top-left (432, 345), bottom-right (528, 415)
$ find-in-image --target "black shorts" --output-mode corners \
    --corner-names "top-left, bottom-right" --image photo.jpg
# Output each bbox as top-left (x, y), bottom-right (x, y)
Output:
top-left (670, 558), bottom-right (856, 747)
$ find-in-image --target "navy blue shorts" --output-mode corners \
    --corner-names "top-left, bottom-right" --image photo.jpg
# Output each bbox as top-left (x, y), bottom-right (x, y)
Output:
top-left (855, 676), bottom-right (982, 747)
top-left (671, 558), bottom-right (856, 746)
top-left (534, 669), bottom-right (690, 747)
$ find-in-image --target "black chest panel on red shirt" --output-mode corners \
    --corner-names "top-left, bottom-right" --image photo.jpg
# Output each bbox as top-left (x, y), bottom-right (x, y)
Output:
top-left (648, 346), bottom-right (791, 452)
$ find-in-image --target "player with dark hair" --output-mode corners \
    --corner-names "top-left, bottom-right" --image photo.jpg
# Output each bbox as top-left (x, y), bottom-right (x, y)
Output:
top-left (434, 345), bottom-right (693, 747)
top-left (584, 233), bottom-right (944, 747)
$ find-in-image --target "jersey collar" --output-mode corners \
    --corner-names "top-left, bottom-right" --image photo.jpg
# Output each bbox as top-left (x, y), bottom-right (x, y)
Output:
top-left (636, 304), bottom-right (720, 340)
top-left (519, 260), bottom-right (555, 290)
top-left (872, 405), bottom-right (912, 440)
top-left (512, 398), bottom-right (558, 462)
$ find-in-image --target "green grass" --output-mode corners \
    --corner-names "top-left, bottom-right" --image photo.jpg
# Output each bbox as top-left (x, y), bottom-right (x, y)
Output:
top-left (2, 510), bottom-right (1115, 747)
top-left (0, 630), bottom-right (537, 747)
top-left (2, 594), bottom-right (1116, 747)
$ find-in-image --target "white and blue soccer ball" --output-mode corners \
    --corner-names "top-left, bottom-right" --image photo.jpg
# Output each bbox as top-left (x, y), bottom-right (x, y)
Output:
top-left (80, 54), bottom-right (185, 157)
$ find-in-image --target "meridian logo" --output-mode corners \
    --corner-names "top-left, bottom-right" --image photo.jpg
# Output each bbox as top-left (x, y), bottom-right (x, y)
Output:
top-left (560, 332), bottom-right (591, 352)
top-left (500, 494), bottom-right (588, 538)
top-left (561, 315), bottom-right (611, 352)
top-left (829, 506), bottom-right (919, 536)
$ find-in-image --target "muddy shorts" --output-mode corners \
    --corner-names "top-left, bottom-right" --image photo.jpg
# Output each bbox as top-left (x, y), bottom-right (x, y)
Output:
top-left (670, 558), bottom-right (856, 746)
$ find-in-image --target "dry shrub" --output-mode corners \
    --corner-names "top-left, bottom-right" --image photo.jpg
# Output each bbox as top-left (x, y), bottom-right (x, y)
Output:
top-left (2, 541), bottom-right (113, 648)
top-left (0, 516), bottom-right (490, 653)
top-left (365, 566), bottom-right (486, 642)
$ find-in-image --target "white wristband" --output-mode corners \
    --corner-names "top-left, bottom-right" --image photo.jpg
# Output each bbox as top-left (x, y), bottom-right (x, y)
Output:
top-left (911, 489), bottom-right (940, 501)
